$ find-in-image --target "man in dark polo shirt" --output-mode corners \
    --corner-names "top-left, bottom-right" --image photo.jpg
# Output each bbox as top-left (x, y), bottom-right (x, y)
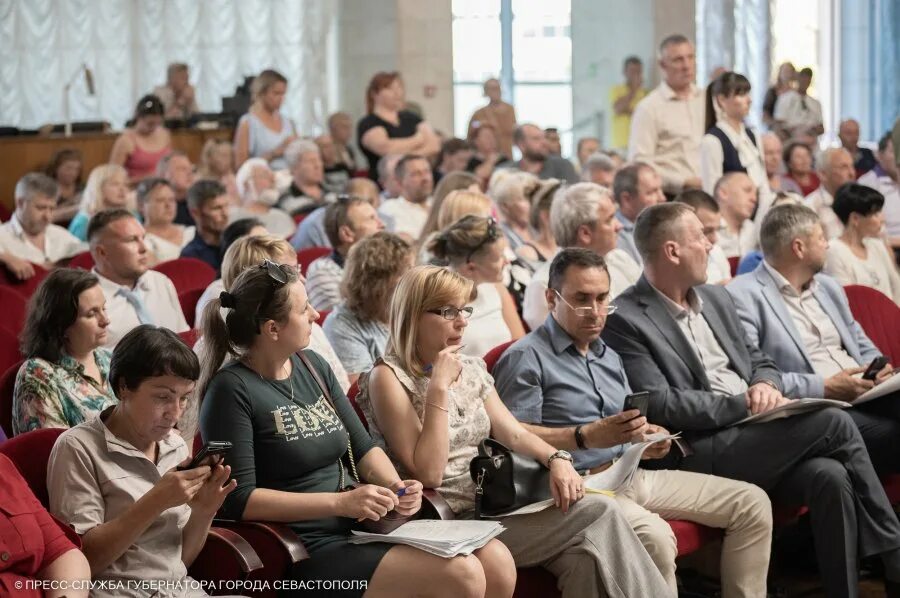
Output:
top-left (180, 180), bottom-right (230, 272)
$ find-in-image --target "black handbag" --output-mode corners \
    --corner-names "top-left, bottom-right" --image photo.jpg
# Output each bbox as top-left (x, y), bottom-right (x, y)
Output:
top-left (469, 438), bottom-right (551, 518)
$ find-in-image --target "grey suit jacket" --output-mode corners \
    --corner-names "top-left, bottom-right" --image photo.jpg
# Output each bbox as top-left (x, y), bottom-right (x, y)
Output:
top-left (602, 276), bottom-right (782, 455)
top-left (726, 264), bottom-right (881, 399)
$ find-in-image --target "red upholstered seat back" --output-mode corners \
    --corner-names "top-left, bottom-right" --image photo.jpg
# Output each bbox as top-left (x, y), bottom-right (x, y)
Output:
top-left (843, 285), bottom-right (900, 364)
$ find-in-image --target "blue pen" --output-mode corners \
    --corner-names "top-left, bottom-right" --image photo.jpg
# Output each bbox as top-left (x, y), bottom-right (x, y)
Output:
top-left (396, 487), bottom-right (407, 497)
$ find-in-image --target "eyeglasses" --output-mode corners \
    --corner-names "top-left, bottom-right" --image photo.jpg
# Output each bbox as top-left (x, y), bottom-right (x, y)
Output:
top-left (255, 259), bottom-right (290, 332)
top-left (553, 289), bottom-right (618, 318)
top-left (427, 306), bottom-right (475, 321)
top-left (465, 217), bottom-right (500, 263)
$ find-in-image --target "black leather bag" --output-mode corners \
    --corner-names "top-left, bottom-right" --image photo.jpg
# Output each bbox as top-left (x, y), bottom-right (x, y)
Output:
top-left (469, 438), bottom-right (551, 518)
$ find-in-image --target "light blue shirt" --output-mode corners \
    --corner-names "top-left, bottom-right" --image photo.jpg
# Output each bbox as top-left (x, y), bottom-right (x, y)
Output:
top-left (615, 209), bottom-right (641, 265)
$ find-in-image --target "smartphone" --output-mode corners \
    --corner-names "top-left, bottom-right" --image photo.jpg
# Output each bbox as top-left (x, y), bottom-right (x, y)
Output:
top-left (178, 441), bottom-right (232, 471)
top-left (862, 356), bottom-right (889, 381)
top-left (623, 391), bottom-right (650, 418)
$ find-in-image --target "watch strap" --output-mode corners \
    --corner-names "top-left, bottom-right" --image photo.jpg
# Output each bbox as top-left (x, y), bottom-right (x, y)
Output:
top-left (574, 424), bottom-right (587, 450)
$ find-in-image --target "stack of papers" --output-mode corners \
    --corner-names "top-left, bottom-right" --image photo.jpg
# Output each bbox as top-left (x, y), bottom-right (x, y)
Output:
top-left (350, 520), bottom-right (505, 558)
top-left (853, 371), bottom-right (900, 405)
top-left (584, 432), bottom-right (681, 495)
top-left (730, 398), bottom-right (848, 426)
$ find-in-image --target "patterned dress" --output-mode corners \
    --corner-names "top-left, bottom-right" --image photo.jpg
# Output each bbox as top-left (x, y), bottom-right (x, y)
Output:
top-left (12, 350), bottom-right (117, 435)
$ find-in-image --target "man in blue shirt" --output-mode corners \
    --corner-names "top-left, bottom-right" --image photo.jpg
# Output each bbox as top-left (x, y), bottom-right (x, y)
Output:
top-left (180, 180), bottom-right (230, 272)
top-left (493, 248), bottom-right (773, 596)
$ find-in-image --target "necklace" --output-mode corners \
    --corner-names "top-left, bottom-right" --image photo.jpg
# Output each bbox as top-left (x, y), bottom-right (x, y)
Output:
top-left (243, 356), bottom-right (294, 403)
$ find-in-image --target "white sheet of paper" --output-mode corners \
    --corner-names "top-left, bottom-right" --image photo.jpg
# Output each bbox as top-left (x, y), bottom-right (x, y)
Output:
top-left (852, 371), bottom-right (900, 405)
top-left (730, 398), bottom-right (848, 426)
top-left (583, 433), bottom-right (680, 494)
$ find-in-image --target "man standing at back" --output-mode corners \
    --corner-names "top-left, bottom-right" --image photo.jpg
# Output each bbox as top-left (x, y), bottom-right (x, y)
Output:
top-left (468, 77), bottom-right (517, 157)
top-left (629, 35), bottom-right (705, 196)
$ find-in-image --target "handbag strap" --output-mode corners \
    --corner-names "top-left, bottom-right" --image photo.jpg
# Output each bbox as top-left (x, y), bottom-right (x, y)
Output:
top-left (297, 351), bottom-right (335, 409)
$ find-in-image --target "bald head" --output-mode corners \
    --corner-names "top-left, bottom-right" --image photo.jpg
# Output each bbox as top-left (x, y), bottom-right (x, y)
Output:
top-left (818, 147), bottom-right (855, 195)
top-left (838, 119), bottom-right (860, 152)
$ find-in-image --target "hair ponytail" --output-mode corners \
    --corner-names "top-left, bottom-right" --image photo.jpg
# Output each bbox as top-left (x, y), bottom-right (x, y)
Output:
top-left (197, 297), bottom-right (235, 402)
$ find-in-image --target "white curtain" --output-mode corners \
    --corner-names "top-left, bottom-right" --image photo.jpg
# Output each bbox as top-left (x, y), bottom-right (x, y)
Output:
top-left (0, 0), bottom-right (334, 132)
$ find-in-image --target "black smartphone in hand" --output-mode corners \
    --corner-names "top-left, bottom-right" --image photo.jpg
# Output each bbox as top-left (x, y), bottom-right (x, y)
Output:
top-left (862, 356), bottom-right (889, 381)
top-left (623, 392), bottom-right (650, 418)
top-left (178, 441), bottom-right (232, 471)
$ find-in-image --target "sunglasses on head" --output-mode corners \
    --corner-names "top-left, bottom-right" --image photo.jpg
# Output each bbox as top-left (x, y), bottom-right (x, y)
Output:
top-left (255, 259), bottom-right (290, 332)
top-left (465, 217), bottom-right (500, 263)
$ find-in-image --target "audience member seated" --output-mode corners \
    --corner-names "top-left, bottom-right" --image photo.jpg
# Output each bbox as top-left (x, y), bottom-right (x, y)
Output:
top-left (782, 141), bottom-right (820, 197)
top-left (314, 134), bottom-right (351, 193)
top-left (152, 62), bottom-right (199, 120)
top-left (0, 174), bottom-right (86, 273)
top-left (233, 69), bottom-right (297, 170)
top-left (805, 147), bottom-right (856, 239)
top-left (434, 140), bottom-right (473, 186)
top-left (306, 196), bottom-right (384, 312)
top-left (610, 57), bottom-right (649, 152)
top-left (0, 452), bottom-right (91, 598)
top-left (12, 269), bottom-right (117, 435)
top-left (196, 139), bottom-right (239, 202)
top-left (713, 172), bottom-right (758, 259)
top-left (429, 216), bottom-right (525, 357)
top-left (825, 183), bottom-right (900, 304)
top-left (419, 171), bottom-right (481, 246)
top-left (197, 262), bottom-right (496, 598)
top-left (858, 133), bottom-right (900, 253)
top-left (761, 133), bottom-right (802, 196)
top-left (156, 151), bottom-right (197, 227)
top-left (676, 189), bottom-right (732, 283)
top-left (580, 152), bottom-right (617, 187)
top-left (68, 164), bottom-right (132, 242)
top-left (231, 158), bottom-right (295, 239)
top-left (601, 201), bottom-right (900, 598)
top-left (629, 35), bottom-right (704, 195)
top-left (44, 148), bottom-right (84, 224)
top-left (761, 62), bottom-right (796, 133)
top-left (47, 325), bottom-right (237, 598)
top-left (466, 123), bottom-right (508, 188)
top-left (137, 178), bottom-right (195, 264)
top-left (543, 127), bottom-right (562, 156)
top-left (291, 177), bottom-right (380, 251)
top-left (506, 123), bottom-right (578, 184)
top-left (519, 178), bottom-right (562, 270)
top-left (576, 137), bottom-right (600, 173)
top-left (736, 192), bottom-right (802, 275)
top-left (327, 111), bottom-right (359, 173)
top-left (357, 265), bottom-right (672, 597)
top-left (523, 183), bottom-right (640, 331)
top-left (839, 118), bottom-right (877, 177)
top-left (490, 172), bottom-right (554, 268)
top-left (378, 154), bottom-right (434, 242)
top-left (494, 248), bottom-right (773, 596)
top-left (467, 77), bottom-right (517, 157)
top-left (180, 180), bottom-right (230, 272)
top-left (728, 203), bottom-right (900, 476)
top-left (324, 233), bottom-right (413, 384)
top-left (700, 72), bottom-right (768, 196)
top-left (613, 162), bottom-right (666, 264)
top-left (87, 209), bottom-right (189, 347)
top-left (278, 139), bottom-right (332, 216)
top-left (357, 71), bottom-right (441, 181)
top-left (377, 153), bottom-right (404, 202)
top-left (773, 67), bottom-right (825, 143)
top-left (109, 95), bottom-right (172, 184)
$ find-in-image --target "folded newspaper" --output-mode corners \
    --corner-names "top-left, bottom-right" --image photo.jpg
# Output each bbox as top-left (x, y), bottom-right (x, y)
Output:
top-left (583, 432), bottom-right (681, 495)
top-left (730, 398), bottom-right (848, 426)
top-left (349, 520), bottom-right (505, 557)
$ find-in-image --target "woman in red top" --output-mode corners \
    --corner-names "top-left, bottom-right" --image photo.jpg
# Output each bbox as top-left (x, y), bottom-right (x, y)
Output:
top-left (783, 140), bottom-right (821, 196)
top-left (0, 453), bottom-right (90, 598)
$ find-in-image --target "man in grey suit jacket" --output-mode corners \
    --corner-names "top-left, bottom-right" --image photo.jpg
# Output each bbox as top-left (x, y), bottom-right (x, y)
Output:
top-left (601, 202), bottom-right (900, 598)
top-left (727, 203), bottom-right (899, 473)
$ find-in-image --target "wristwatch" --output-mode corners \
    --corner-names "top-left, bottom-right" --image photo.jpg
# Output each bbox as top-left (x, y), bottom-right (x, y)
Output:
top-left (547, 450), bottom-right (573, 468)
top-left (574, 425), bottom-right (587, 450)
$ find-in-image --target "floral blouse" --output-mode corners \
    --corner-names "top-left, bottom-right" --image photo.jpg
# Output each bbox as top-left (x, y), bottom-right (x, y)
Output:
top-left (356, 353), bottom-right (493, 515)
top-left (12, 350), bottom-right (117, 435)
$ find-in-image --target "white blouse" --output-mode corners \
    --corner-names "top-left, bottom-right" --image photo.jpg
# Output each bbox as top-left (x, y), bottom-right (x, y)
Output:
top-left (145, 226), bottom-right (195, 263)
top-left (824, 238), bottom-right (900, 305)
top-left (462, 282), bottom-right (512, 358)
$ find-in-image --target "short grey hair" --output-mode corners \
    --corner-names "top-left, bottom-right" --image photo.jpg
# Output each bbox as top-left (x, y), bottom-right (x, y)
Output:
top-left (817, 147), bottom-right (851, 175)
top-left (284, 139), bottom-right (320, 169)
top-left (633, 202), bottom-right (695, 261)
top-left (549, 182), bottom-right (610, 247)
top-left (15, 172), bottom-right (58, 203)
top-left (612, 162), bottom-right (653, 202)
top-left (491, 171), bottom-right (538, 207)
top-left (759, 203), bottom-right (820, 259)
top-left (658, 33), bottom-right (691, 58)
top-left (581, 152), bottom-right (616, 182)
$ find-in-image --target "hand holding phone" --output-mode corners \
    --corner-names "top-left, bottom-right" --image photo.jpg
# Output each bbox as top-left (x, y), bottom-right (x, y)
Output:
top-left (178, 441), bottom-right (232, 471)
top-left (623, 392), bottom-right (650, 419)
top-left (862, 356), bottom-right (889, 381)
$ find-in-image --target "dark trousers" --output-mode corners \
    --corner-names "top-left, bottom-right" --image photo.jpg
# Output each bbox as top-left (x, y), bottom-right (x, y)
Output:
top-left (680, 408), bottom-right (900, 598)
top-left (848, 390), bottom-right (900, 474)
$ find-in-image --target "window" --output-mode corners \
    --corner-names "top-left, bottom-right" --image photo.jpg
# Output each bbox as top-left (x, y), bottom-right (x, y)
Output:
top-left (452, 0), bottom-right (573, 155)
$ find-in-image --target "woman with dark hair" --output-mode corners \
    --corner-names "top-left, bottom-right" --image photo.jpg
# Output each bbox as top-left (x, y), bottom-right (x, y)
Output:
top-left (783, 141), bottom-right (820, 196)
top-left (13, 269), bottom-right (117, 435)
top-left (46, 325), bottom-right (236, 598)
top-left (700, 71), bottom-right (768, 194)
top-left (197, 262), bottom-right (497, 597)
top-left (466, 123), bottom-right (508, 188)
top-left (357, 72), bottom-right (440, 181)
top-left (826, 183), bottom-right (900, 304)
top-left (44, 148), bottom-right (84, 224)
top-left (109, 95), bottom-right (172, 183)
top-left (233, 69), bottom-right (297, 170)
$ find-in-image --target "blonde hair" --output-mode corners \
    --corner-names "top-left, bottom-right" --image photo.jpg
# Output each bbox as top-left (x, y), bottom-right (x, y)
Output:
top-left (343, 232), bottom-right (413, 323)
top-left (221, 234), bottom-right (294, 289)
top-left (419, 172), bottom-right (480, 239)
top-left (436, 190), bottom-right (492, 231)
top-left (197, 138), bottom-right (233, 179)
top-left (251, 69), bottom-right (288, 102)
top-left (344, 177), bottom-right (380, 204)
top-left (386, 266), bottom-right (474, 377)
top-left (80, 164), bottom-right (131, 215)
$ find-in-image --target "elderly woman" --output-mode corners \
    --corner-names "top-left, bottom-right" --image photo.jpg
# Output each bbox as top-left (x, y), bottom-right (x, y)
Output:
top-left (67, 164), bottom-right (133, 241)
top-left (357, 72), bottom-right (441, 181)
top-left (783, 141), bottom-right (820, 196)
top-left (231, 158), bottom-right (295, 239)
top-left (44, 148), bottom-right (84, 224)
top-left (137, 177), bottom-right (196, 264)
top-left (233, 69), bottom-right (298, 170)
top-left (13, 269), bottom-right (118, 435)
top-left (826, 183), bottom-right (900, 304)
top-left (197, 261), bottom-right (502, 597)
top-left (47, 325), bottom-right (236, 598)
top-left (197, 138), bottom-right (239, 202)
top-left (490, 172), bottom-right (558, 269)
top-left (357, 266), bottom-right (671, 597)
top-left (278, 139), bottom-right (330, 216)
top-left (324, 232), bottom-right (414, 384)
top-left (109, 95), bottom-right (173, 183)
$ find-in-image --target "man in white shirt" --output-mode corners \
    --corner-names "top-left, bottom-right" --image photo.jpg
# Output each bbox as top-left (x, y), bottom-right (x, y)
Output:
top-left (858, 133), bottom-right (900, 251)
top-left (522, 182), bottom-right (640, 330)
top-left (713, 172), bottom-right (758, 259)
top-left (88, 209), bottom-right (188, 347)
top-left (612, 162), bottom-right (666, 264)
top-left (675, 189), bottom-right (732, 283)
top-left (805, 148), bottom-right (856, 239)
top-left (628, 34), bottom-right (705, 196)
top-left (0, 173), bottom-right (86, 275)
top-left (378, 154), bottom-right (433, 243)
top-left (773, 68), bottom-right (824, 142)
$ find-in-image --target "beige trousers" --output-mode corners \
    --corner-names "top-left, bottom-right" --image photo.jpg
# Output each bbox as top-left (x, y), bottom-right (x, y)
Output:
top-left (615, 468), bottom-right (773, 598)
